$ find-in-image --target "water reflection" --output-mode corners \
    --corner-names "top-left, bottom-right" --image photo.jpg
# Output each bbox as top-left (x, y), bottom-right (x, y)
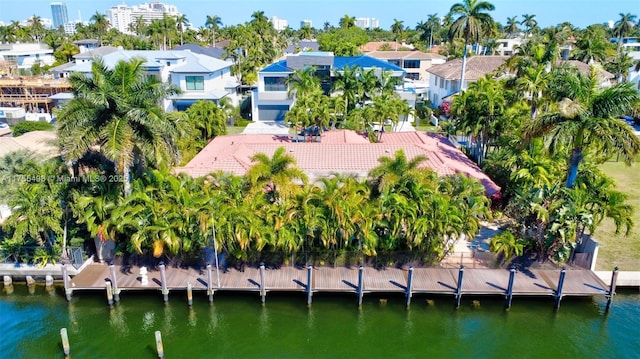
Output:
top-left (258, 305), bottom-right (270, 337)
top-left (163, 303), bottom-right (175, 335)
top-left (141, 311), bottom-right (156, 332)
top-left (109, 304), bottom-right (129, 336)
top-left (356, 307), bottom-right (365, 336)
top-left (188, 308), bottom-right (197, 327)
top-left (3, 284), bottom-right (13, 295)
top-left (207, 304), bottom-right (220, 334)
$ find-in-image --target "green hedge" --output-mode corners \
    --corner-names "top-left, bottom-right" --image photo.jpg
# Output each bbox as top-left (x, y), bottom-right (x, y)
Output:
top-left (11, 121), bottom-right (53, 137)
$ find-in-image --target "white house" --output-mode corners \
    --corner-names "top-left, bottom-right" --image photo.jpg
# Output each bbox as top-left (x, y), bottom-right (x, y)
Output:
top-left (57, 49), bottom-right (239, 112)
top-left (0, 43), bottom-right (55, 72)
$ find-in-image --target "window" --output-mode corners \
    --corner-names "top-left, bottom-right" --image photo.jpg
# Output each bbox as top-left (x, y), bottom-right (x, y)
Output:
top-left (264, 76), bottom-right (287, 91)
top-left (186, 76), bottom-right (204, 91)
top-left (403, 60), bottom-right (420, 69)
top-left (388, 59), bottom-right (401, 67)
top-left (406, 73), bottom-right (420, 80)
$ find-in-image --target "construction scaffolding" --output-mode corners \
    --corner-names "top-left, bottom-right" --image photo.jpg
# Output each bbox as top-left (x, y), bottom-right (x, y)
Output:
top-left (0, 75), bottom-right (71, 113)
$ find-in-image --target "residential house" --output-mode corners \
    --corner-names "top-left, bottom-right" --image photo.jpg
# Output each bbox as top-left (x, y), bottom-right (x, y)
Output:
top-left (174, 129), bottom-right (500, 196)
top-left (493, 38), bottom-right (523, 56)
top-left (251, 51), bottom-right (409, 122)
top-left (0, 43), bottom-right (55, 72)
top-left (284, 40), bottom-right (320, 54)
top-left (173, 44), bottom-right (228, 60)
top-left (359, 41), bottom-right (415, 52)
top-left (56, 49), bottom-right (239, 111)
top-left (427, 56), bottom-right (509, 106)
top-left (365, 50), bottom-right (446, 93)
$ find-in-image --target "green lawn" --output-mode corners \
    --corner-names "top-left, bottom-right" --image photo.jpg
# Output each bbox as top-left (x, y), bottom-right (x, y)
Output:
top-left (593, 161), bottom-right (640, 271)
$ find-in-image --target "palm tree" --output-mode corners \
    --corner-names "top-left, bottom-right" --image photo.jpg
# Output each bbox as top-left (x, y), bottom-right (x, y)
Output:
top-left (613, 13), bottom-right (637, 55)
top-left (369, 149), bottom-right (427, 195)
top-left (524, 68), bottom-right (640, 188)
top-left (175, 14), bottom-right (189, 46)
top-left (339, 14), bottom-right (356, 29)
top-left (425, 14), bottom-right (440, 49)
top-left (505, 16), bottom-right (519, 37)
top-left (331, 65), bottom-right (362, 113)
top-left (573, 25), bottom-right (609, 64)
top-left (205, 15), bottom-right (223, 47)
top-left (55, 58), bottom-right (181, 196)
top-left (246, 147), bottom-right (308, 204)
top-left (26, 15), bottom-right (44, 43)
top-left (323, 21), bottom-right (332, 32)
top-left (520, 14), bottom-right (537, 37)
top-left (287, 67), bottom-right (321, 98)
top-left (90, 12), bottom-right (109, 46)
top-left (129, 15), bottom-right (147, 37)
top-left (391, 19), bottom-right (404, 47)
top-left (448, 0), bottom-right (496, 92)
top-left (298, 25), bottom-right (313, 40)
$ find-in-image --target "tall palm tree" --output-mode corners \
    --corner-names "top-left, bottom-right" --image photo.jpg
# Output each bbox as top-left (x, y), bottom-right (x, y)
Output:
top-left (298, 25), bottom-right (313, 40)
top-left (323, 21), bottom-right (332, 32)
top-left (425, 14), bottom-right (440, 49)
top-left (205, 15), bottom-right (223, 47)
top-left (391, 19), bottom-right (404, 46)
top-left (505, 16), bottom-right (519, 37)
top-left (520, 14), bottom-right (537, 37)
top-left (331, 65), bottom-right (362, 113)
top-left (287, 67), bottom-right (321, 98)
top-left (613, 13), bottom-right (637, 55)
top-left (448, 0), bottom-right (496, 92)
top-left (90, 12), bottom-right (109, 46)
top-left (26, 15), bottom-right (44, 43)
top-left (175, 14), bottom-right (189, 46)
top-left (524, 68), bottom-right (640, 188)
top-left (339, 14), bottom-right (356, 29)
top-left (56, 58), bottom-right (181, 196)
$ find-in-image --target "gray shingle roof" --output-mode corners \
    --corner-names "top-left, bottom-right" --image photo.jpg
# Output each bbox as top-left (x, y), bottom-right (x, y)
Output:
top-left (427, 56), bottom-right (509, 80)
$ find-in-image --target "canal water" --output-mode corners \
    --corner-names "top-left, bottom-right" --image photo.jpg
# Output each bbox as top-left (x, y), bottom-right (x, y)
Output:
top-left (2, 285), bottom-right (639, 358)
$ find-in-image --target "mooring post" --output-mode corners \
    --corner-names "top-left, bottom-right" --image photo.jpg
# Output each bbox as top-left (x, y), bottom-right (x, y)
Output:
top-left (45, 275), bottom-right (54, 287)
top-left (61, 264), bottom-right (72, 301)
top-left (306, 265), bottom-right (313, 306)
top-left (554, 267), bottom-right (567, 309)
top-left (159, 262), bottom-right (169, 302)
top-left (105, 280), bottom-right (114, 306)
top-left (187, 282), bottom-right (193, 307)
top-left (155, 330), bottom-right (164, 358)
top-left (406, 266), bottom-right (414, 308)
top-left (605, 267), bottom-right (619, 312)
top-left (357, 265), bottom-right (364, 307)
top-left (26, 275), bottom-right (35, 286)
top-left (206, 264), bottom-right (214, 303)
top-left (505, 266), bottom-right (516, 309)
top-left (60, 328), bottom-right (70, 356)
top-left (109, 263), bottom-right (120, 303)
top-left (455, 266), bottom-right (464, 308)
top-left (259, 263), bottom-right (266, 304)
top-left (2, 275), bottom-right (11, 287)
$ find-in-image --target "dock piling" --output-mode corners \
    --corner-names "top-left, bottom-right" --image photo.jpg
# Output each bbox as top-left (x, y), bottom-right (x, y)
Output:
top-left (206, 264), bottom-right (214, 303)
top-left (357, 265), bottom-right (364, 307)
top-left (405, 266), bottom-right (414, 308)
top-left (455, 266), bottom-right (464, 308)
top-left (306, 265), bottom-right (313, 306)
top-left (26, 275), bottom-right (36, 286)
top-left (259, 263), bottom-right (266, 304)
top-left (187, 282), bottom-right (193, 307)
top-left (45, 275), bottom-right (54, 287)
top-left (109, 263), bottom-right (120, 303)
top-left (554, 268), bottom-right (567, 309)
top-left (159, 262), bottom-right (169, 303)
top-left (105, 280), bottom-right (114, 306)
top-left (505, 267), bottom-right (516, 309)
top-left (155, 331), bottom-right (164, 358)
top-left (3, 275), bottom-right (12, 286)
top-left (605, 267), bottom-right (619, 312)
top-left (60, 328), bottom-right (70, 356)
top-left (62, 264), bottom-right (72, 301)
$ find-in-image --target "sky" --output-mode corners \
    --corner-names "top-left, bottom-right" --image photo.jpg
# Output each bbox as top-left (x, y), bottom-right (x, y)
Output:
top-left (0, 0), bottom-right (638, 30)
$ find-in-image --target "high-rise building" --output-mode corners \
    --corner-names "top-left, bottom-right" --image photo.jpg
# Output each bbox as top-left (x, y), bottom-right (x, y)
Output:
top-left (370, 18), bottom-right (379, 29)
top-left (51, 2), bottom-right (69, 29)
top-left (300, 20), bottom-right (312, 29)
top-left (108, 2), bottom-right (181, 34)
top-left (355, 17), bottom-right (369, 29)
top-left (269, 16), bottom-right (288, 31)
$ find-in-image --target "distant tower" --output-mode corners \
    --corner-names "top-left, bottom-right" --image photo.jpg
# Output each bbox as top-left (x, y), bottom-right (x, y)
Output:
top-left (51, 2), bottom-right (69, 29)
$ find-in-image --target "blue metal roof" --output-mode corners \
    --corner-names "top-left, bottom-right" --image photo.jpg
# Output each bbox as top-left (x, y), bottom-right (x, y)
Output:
top-left (261, 60), bottom-right (292, 73)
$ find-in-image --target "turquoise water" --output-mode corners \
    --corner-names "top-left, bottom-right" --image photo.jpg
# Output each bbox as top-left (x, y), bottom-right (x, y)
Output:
top-left (1, 285), bottom-right (639, 358)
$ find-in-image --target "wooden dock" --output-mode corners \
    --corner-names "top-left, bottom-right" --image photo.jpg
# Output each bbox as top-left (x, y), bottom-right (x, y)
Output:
top-left (65, 262), bottom-right (611, 308)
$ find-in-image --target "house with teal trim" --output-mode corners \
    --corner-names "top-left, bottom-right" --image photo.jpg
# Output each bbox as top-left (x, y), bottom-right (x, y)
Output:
top-left (251, 51), bottom-right (412, 122)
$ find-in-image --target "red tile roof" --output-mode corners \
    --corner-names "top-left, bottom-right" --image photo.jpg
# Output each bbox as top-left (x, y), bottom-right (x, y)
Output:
top-left (174, 130), bottom-right (500, 195)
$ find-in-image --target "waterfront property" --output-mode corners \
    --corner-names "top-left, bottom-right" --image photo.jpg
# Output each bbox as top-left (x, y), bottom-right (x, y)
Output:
top-left (63, 261), bottom-right (611, 309)
top-left (174, 129), bottom-right (501, 195)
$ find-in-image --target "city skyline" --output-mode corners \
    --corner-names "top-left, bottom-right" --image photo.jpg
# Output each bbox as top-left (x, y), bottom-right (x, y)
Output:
top-left (0, 0), bottom-right (638, 30)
